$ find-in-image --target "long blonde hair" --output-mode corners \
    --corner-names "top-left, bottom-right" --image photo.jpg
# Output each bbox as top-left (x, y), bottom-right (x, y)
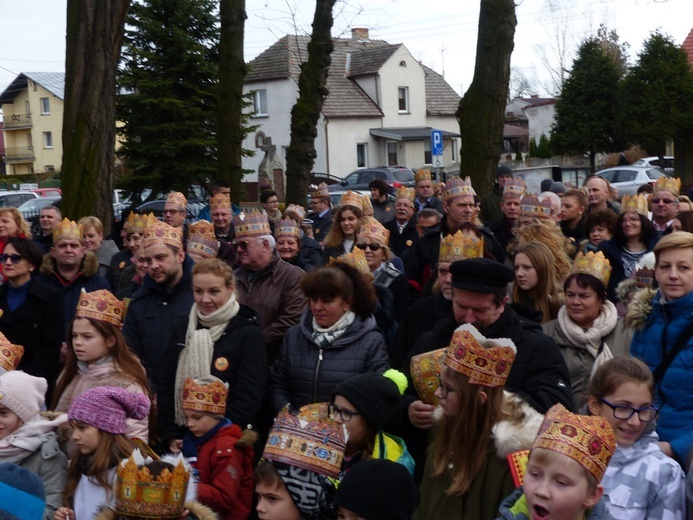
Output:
top-left (0, 207), bottom-right (31, 237)
top-left (513, 222), bottom-right (573, 283)
top-left (512, 242), bottom-right (564, 323)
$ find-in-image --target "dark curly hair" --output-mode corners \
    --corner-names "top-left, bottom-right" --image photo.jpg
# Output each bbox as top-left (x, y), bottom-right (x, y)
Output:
top-left (300, 263), bottom-right (377, 317)
top-left (612, 212), bottom-right (656, 248)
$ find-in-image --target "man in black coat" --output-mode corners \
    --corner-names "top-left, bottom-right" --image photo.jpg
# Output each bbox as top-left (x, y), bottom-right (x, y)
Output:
top-left (307, 183), bottom-right (333, 244)
top-left (384, 192), bottom-right (419, 260)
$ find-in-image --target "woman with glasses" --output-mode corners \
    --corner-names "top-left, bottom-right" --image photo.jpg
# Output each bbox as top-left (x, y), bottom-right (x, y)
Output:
top-left (586, 357), bottom-right (685, 519)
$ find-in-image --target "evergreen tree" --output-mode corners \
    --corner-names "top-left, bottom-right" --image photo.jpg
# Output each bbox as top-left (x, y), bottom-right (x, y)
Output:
top-left (537, 134), bottom-right (552, 158)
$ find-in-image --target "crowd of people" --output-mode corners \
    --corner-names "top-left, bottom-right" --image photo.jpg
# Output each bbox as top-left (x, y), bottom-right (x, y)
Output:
top-left (1, 168), bottom-right (693, 520)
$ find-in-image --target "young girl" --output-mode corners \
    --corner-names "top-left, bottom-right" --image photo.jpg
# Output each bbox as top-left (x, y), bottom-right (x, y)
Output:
top-left (512, 241), bottom-right (563, 323)
top-left (587, 357), bottom-right (686, 519)
top-left (55, 386), bottom-right (150, 520)
top-left (323, 192), bottom-right (364, 262)
top-left (52, 289), bottom-right (151, 442)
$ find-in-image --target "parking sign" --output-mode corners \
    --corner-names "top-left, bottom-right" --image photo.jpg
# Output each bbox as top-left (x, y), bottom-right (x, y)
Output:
top-left (431, 130), bottom-right (443, 157)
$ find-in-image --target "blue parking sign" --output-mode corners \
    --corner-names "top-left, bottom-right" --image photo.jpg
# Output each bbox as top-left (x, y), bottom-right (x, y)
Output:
top-left (431, 130), bottom-right (443, 157)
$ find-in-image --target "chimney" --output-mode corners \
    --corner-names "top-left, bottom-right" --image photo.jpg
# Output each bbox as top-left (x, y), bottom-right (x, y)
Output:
top-left (351, 28), bottom-right (370, 41)
top-left (345, 52), bottom-right (352, 76)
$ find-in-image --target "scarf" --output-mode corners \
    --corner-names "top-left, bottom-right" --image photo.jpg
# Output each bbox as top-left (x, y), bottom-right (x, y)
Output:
top-left (181, 417), bottom-right (232, 459)
top-left (312, 311), bottom-right (356, 349)
top-left (558, 299), bottom-right (618, 376)
top-left (274, 462), bottom-right (337, 520)
top-left (0, 414), bottom-right (68, 464)
top-left (174, 294), bottom-right (240, 425)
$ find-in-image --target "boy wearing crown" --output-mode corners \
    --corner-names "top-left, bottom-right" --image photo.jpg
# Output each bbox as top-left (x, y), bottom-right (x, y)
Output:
top-left (180, 376), bottom-right (255, 520)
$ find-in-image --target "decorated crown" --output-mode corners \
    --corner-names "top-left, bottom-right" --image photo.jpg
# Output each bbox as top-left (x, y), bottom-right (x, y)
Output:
top-left (410, 348), bottom-right (446, 405)
top-left (415, 169), bottom-right (432, 183)
top-left (142, 221), bottom-right (183, 249)
top-left (54, 218), bottom-right (83, 243)
top-left (340, 191), bottom-right (364, 211)
top-left (635, 266), bottom-right (655, 289)
top-left (124, 213), bottom-right (157, 236)
top-left (443, 177), bottom-right (475, 201)
top-left (0, 332), bottom-right (24, 373)
top-left (359, 217), bottom-right (389, 246)
top-left (520, 194), bottom-right (552, 219)
top-left (309, 183), bottom-right (330, 199)
top-left (503, 178), bottom-right (527, 198)
top-left (438, 231), bottom-right (484, 264)
top-left (329, 247), bottom-right (370, 274)
top-left (209, 193), bottom-right (231, 211)
top-left (395, 186), bottom-right (415, 203)
top-left (263, 402), bottom-right (348, 479)
top-left (444, 324), bottom-right (517, 388)
top-left (284, 204), bottom-right (306, 221)
top-left (187, 220), bottom-right (218, 260)
top-left (275, 218), bottom-right (301, 239)
top-left (166, 191), bottom-right (187, 211)
top-left (360, 193), bottom-right (373, 212)
top-left (233, 211), bottom-right (271, 239)
top-left (76, 289), bottom-right (125, 326)
top-left (182, 376), bottom-right (228, 415)
top-left (620, 194), bottom-right (649, 216)
top-left (116, 449), bottom-right (190, 518)
top-left (572, 251), bottom-right (612, 286)
top-left (654, 176), bottom-right (681, 196)
top-left (533, 403), bottom-right (616, 481)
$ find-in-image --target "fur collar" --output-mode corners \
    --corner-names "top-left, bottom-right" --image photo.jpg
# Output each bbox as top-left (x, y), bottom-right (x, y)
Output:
top-left (94, 501), bottom-right (218, 520)
top-left (624, 287), bottom-right (656, 331)
top-left (236, 428), bottom-right (258, 448)
top-left (40, 250), bottom-right (100, 277)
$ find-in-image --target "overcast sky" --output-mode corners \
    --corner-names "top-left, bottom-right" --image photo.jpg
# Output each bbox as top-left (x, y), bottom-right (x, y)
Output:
top-left (0, 0), bottom-right (690, 99)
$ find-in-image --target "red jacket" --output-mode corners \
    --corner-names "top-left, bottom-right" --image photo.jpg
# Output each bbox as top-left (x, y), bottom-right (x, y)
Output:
top-left (195, 424), bottom-right (255, 520)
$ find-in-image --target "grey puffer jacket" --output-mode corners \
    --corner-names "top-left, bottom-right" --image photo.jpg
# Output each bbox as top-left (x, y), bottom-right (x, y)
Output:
top-left (268, 311), bottom-right (389, 415)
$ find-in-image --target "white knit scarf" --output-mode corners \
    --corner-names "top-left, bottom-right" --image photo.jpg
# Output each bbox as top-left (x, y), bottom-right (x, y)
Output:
top-left (558, 299), bottom-right (618, 376)
top-left (312, 311), bottom-right (356, 349)
top-left (174, 293), bottom-right (240, 425)
top-left (0, 414), bottom-right (68, 464)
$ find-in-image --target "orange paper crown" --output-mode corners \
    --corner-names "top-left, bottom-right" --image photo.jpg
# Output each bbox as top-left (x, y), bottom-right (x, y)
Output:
top-left (654, 176), bottom-right (681, 196)
top-left (503, 178), bottom-right (527, 198)
top-left (410, 348), bottom-right (446, 405)
top-left (572, 251), bottom-right (612, 286)
top-left (360, 194), bottom-right (373, 212)
top-left (209, 193), bottom-right (231, 211)
top-left (533, 403), bottom-right (616, 481)
top-left (124, 213), bottom-right (157, 236)
top-left (329, 247), bottom-right (370, 274)
top-left (309, 183), bottom-right (330, 199)
top-left (284, 204), bottom-right (306, 221)
top-left (444, 324), bottom-right (516, 388)
top-left (182, 376), bottom-right (228, 415)
top-left (142, 221), bottom-right (183, 249)
top-left (76, 289), bottom-right (125, 326)
top-left (359, 217), bottom-right (389, 246)
top-left (438, 231), bottom-right (484, 263)
top-left (340, 191), bottom-right (364, 211)
top-left (275, 218), bottom-right (301, 239)
top-left (233, 211), bottom-right (271, 239)
top-left (520, 194), bottom-right (552, 219)
top-left (166, 192), bottom-right (187, 211)
top-left (635, 266), bottom-right (655, 288)
top-left (0, 332), bottom-right (24, 373)
top-left (415, 169), bottom-right (432, 183)
top-left (263, 403), bottom-right (347, 479)
top-left (443, 177), bottom-right (475, 201)
top-left (395, 186), bottom-right (415, 202)
top-left (187, 220), bottom-right (218, 259)
top-left (54, 218), bottom-right (83, 243)
top-left (620, 194), bottom-right (649, 216)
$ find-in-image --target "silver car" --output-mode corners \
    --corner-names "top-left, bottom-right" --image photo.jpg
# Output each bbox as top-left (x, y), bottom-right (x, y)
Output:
top-left (596, 166), bottom-right (666, 197)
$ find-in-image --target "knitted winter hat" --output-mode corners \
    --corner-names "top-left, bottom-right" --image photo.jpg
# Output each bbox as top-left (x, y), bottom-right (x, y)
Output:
top-left (332, 369), bottom-right (407, 431)
top-left (68, 386), bottom-right (151, 435)
top-left (0, 371), bottom-right (47, 423)
top-left (334, 459), bottom-right (417, 520)
top-left (0, 462), bottom-right (46, 520)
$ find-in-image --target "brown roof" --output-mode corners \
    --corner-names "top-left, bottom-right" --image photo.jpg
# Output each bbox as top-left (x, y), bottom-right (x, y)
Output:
top-left (422, 64), bottom-right (460, 116)
top-left (682, 27), bottom-right (693, 67)
top-left (504, 124), bottom-right (528, 138)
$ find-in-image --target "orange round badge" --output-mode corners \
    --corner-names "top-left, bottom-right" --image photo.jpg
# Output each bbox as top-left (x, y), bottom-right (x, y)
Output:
top-left (214, 357), bottom-right (229, 371)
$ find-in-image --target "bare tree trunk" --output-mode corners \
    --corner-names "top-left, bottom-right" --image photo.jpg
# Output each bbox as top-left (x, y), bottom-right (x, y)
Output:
top-left (457, 0), bottom-right (516, 198)
top-left (217, 0), bottom-right (247, 201)
top-left (284, 0), bottom-right (336, 205)
top-left (61, 0), bottom-right (130, 234)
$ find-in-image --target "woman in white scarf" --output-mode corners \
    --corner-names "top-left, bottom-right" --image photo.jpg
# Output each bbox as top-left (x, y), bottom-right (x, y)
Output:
top-left (542, 251), bottom-right (633, 409)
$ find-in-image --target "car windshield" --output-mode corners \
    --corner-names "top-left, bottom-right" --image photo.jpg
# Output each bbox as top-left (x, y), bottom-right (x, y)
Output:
top-left (393, 169), bottom-right (414, 182)
top-left (633, 159), bottom-right (650, 167)
top-left (646, 168), bottom-right (665, 180)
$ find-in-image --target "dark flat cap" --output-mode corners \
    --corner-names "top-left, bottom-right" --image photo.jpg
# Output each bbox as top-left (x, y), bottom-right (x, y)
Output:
top-left (450, 258), bottom-right (514, 293)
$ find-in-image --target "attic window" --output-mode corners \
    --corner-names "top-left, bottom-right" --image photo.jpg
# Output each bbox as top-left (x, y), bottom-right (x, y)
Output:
top-left (399, 60), bottom-right (407, 67)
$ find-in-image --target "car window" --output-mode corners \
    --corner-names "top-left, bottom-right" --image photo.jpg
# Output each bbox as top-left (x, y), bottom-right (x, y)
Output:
top-left (598, 170), bottom-right (616, 183)
top-left (393, 170), bottom-right (415, 182)
top-left (664, 158), bottom-right (674, 169)
top-left (374, 171), bottom-right (387, 180)
top-left (615, 170), bottom-right (637, 182)
top-left (646, 168), bottom-right (665, 180)
top-left (343, 172), bottom-right (359, 185)
top-left (360, 171), bottom-right (375, 183)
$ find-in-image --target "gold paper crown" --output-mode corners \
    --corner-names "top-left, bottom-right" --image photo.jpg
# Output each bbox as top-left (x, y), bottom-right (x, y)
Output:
top-left (635, 266), bottom-right (655, 288)
top-left (620, 194), bottom-right (649, 216)
top-left (503, 178), bottom-right (527, 198)
top-left (187, 220), bottom-right (218, 259)
top-left (520, 194), bottom-right (552, 219)
top-left (533, 403), bottom-right (616, 481)
top-left (309, 183), bottom-right (330, 199)
top-left (142, 221), bottom-right (183, 249)
top-left (76, 289), bottom-right (125, 326)
top-left (275, 218), bottom-right (301, 239)
top-left (359, 216), bottom-right (389, 246)
top-left (329, 247), bottom-right (370, 274)
top-left (415, 169), bottom-right (432, 183)
top-left (0, 332), bottom-right (24, 373)
top-left (438, 231), bottom-right (484, 264)
top-left (395, 186), bottom-right (415, 202)
top-left (182, 377), bottom-right (228, 415)
top-left (360, 193), bottom-right (373, 212)
top-left (166, 191), bottom-right (187, 211)
top-left (443, 177), bottom-right (475, 201)
top-left (116, 449), bottom-right (190, 518)
top-left (410, 348), bottom-right (446, 405)
top-left (54, 218), bottom-right (83, 243)
top-left (284, 204), bottom-right (306, 221)
top-left (572, 251), bottom-right (612, 286)
top-left (444, 324), bottom-right (517, 388)
top-left (233, 211), bottom-right (271, 239)
top-left (340, 191), bottom-right (364, 211)
top-left (654, 176), bottom-right (681, 196)
top-left (209, 193), bottom-right (231, 211)
top-left (124, 213), bottom-right (157, 236)
top-left (263, 402), bottom-right (347, 479)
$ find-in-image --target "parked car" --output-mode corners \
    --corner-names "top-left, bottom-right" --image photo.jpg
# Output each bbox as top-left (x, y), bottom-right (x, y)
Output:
top-left (17, 196), bottom-right (61, 221)
top-left (327, 166), bottom-right (416, 195)
top-left (633, 156), bottom-right (674, 175)
top-left (31, 188), bottom-right (62, 198)
top-left (135, 199), bottom-right (205, 223)
top-left (0, 191), bottom-right (39, 209)
top-left (596, 166), bottom-right (666, 197)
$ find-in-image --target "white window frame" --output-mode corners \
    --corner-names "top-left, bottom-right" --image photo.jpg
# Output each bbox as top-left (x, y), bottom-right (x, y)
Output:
top-left (356, 143), bottom-right (368, 168)
top-left (43, 131), bottom-right (53, 149)
top-left (252, 89), bottom-right (268, 117)
top-left (424, 141), bottom-right (432, 165)
top-left (398, 87), bottom-right (409, 114)
top-left (40, 97), bottom-right (50, 115)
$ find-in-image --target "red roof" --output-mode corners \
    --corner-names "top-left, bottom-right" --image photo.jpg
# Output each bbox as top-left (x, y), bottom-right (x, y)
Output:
top-left (682, 27), bottom-right (693, 67)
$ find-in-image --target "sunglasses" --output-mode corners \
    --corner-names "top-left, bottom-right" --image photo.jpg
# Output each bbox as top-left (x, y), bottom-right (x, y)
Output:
top-left (652, 198), bottom-right (676, 204)
top-left (356, 243), bottom-right (381, 251)
top-left (235, 240), bottom-right (252, 250)
top-left (0, 253), bottom-right (25, 265)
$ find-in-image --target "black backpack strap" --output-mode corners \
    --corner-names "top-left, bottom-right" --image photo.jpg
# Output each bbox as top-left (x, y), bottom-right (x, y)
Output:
top-left (653, 321), bottom-right (693, 384)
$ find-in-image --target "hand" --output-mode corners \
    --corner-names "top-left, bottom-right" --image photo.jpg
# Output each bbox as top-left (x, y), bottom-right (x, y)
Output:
top-left (659, 441), bottom-right (673, 457)
top-left (408, 400), bottom-right (435, 429)
top-left (59, 342), bottom-right (69, 364)
top-left (169, 438), bottom-right (183, 454)
top-left (55, 507), bottom-right (75, 520)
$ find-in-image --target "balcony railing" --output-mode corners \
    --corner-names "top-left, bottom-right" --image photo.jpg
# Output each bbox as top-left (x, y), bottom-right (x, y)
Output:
top-left (4, 147), bottom-right (35, 162)
top-left (4, 113), bottom-right (32, 130)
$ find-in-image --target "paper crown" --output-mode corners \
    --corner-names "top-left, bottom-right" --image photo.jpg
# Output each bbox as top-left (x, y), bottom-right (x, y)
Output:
top-left (503, 178), bottom-right (527, 198)
top-left (209, 193), bottom-right (231, 211)
top-left (438, 231), bottom-right (484, 264)
top-left (142, 221), bottom-right (183, 249)
top-left (309, 183), bottom-right (330, 199)
top-left (520, 194), bottom-right (552, 219)
top-left (572, 251), bottom-right (612, 286)
top-left (415, 169), bottom-right (432, 183)
top-left (329, 246), bottom-right (370, 274)
top-left (340, 191), bottom-right (364, 211)
top-left (54, 218), bottom-right (83, 243)
top-left (360, 193), bottom-right (373, 212)
top-left (0, 332), bottom-right (24, 373)
top-left (116, 449), bottom-right (190, 518)
top-left (233, 211), bottom-right (271, 239)
top-left (187, 220), bottom-right (219, 259)
top-left (182, 377), bottom-right (228, 415)
top-left (166, 192), bottom-right (187, 211)
top-left (75, 289), bottom-right (125, 326)
top-left (410, 348), bottom-right (446, 405)
top-left (533, 403), bottom-right (616, 481)
top-left (275, 218), bottom-right (301, 239)
top-left (124, 213), bottom-right (157, 236)
top-left (443, 177), bottom-right (475, 201)
top-left (263, 402), bottom-right (348, 479)
top-left (395, 186), bottom-right (415, 202)
top-left (444, 324), bottom-right (516, 388)
top-left (620, 194), bottom-right (649, 216)
top-left (284, 204), bottom-right (306, 221)
top-left (359, 217), bottom-right (389, 246)
top-left (635, 266), bottom-right (655, 288)
top-left (654, 176), bottom-right (681, 196)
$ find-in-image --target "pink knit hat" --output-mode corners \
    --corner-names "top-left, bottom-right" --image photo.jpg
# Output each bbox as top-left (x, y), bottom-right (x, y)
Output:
top-left (0, 371), bottom-right (47, 423)
top-left (68, 387), bottom-right (150, 435)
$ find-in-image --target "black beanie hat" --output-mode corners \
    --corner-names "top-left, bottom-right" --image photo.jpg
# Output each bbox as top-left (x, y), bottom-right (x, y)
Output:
top-left (334, 459), bottom-right (418, 520)
top-left (332, 370), bottom-right (406, 431)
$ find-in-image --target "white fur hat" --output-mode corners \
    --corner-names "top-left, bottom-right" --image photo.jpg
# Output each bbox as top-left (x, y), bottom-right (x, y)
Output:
top-left (0, 371), bottom-right (47, 422)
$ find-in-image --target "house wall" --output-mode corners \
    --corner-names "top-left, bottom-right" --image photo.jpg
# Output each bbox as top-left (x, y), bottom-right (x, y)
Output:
top-left (379, 46), bottom-right (427, 128)
top-left (323, 117), bottom-right (382, 176)
top-left (524, 103), bottom-right (556, 143)
top-left (352, 75), bottom-right (378, 106)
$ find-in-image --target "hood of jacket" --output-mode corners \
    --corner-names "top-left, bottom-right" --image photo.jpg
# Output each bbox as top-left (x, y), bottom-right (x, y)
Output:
top-left (299, 311), bottom-right (379, 348)
top-left (96, 240), bottom-right (121, 266)
top-left (609, 429), bottom-right (661, 467)
top-left (39, 250), bottom-right (100, 277)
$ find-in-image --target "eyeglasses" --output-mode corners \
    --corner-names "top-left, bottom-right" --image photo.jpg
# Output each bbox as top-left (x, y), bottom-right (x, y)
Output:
top-left (652, 198), bottom-right (676, 205)
top-left (599, 398), bottom-right (658, 422)
top-left (235, 240), bottom-right (252, 250)
top-left (0, 254), bottom-right (24, 264)
top-left (162, 209), bottom-right (184, 215)
top-left (328, 402), bottom-right (361, 423)
top-left (436, 374), bottom-right (455, 398)
top-left (356, 243), bottom-right (382, 251)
